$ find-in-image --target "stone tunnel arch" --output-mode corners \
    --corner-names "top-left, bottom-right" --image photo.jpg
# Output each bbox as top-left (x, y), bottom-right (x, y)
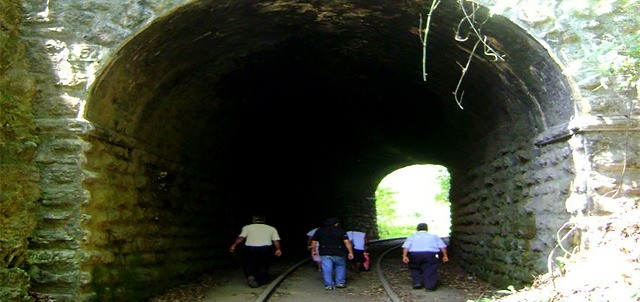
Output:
top-left (30, 0), bottom-right (583, 300)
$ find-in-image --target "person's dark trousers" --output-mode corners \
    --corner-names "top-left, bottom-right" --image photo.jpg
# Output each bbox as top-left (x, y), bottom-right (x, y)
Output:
top-left (408, 252), bottom-right (440, 290)
top-left (243, 245), bottom-right (273, 285)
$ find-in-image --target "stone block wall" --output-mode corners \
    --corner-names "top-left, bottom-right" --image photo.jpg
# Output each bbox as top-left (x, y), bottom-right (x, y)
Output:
top-left (78, 128), bottom-right (230, 301)
top-left (452, 138), bottom-right (574, 287)
top-left (27, 119), bottom-right (92, 301)
top-left (8, 1), bottom-right (202, 300)
top-left (468, 0), bottom-right (639, 287)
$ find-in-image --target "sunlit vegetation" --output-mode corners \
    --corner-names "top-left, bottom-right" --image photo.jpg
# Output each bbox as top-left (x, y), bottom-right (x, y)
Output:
top-left (376, 165), bottom-right (451, 239)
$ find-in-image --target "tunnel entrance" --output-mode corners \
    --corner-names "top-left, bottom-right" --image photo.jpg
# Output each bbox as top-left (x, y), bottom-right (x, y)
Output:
top-left (75, 0), bottom-right (578, 300)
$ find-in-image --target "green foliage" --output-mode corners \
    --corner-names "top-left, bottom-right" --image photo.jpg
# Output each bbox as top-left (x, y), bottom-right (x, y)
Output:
top-left (587, 0), bottom-right (640, 90)
top-left (0, 268), bottom-right (32, 302)
top-left (468, 298), bottom-right (494, 302)
top-left (496, 285), bottom-right (518, 295)
top-left (375, 187), bottom-right (399, 238)
top-left (466, 285), bottom-right (521, 302)
top-left (555, 255), bottom-right (571, 269)
top-left (376, 165), bottom-right (452, 238)
top-left (433, 167), bottom-right (451, 205)
top-left (591, 33), bottom-right (639, 90)
top-left (466, 285), bottom-right (528, 302)
top-left (375, 187), bottom-right (419, 238)
top-left (375, 187), bottom-right (397, 218)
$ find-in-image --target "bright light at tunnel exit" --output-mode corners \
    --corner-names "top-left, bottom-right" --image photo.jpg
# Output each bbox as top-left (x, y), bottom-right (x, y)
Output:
top-left (377, 164), bottom-right (451, 238)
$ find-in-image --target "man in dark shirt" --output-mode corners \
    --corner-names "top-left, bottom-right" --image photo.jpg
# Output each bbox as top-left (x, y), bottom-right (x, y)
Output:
top-left (310, 217), bottom-right (354, 290)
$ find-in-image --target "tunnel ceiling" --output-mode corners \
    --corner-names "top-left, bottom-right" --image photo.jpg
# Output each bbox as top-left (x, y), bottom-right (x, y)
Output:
top-left (86, 0), bottom-right (575, 204)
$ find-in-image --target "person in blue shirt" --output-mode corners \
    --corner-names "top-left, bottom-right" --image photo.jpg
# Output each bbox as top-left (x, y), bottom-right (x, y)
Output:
top-left (306, 227), bottom-right (322, 271)
top-left (401, 222), bottom-right (449, 291)
top-left (347, 230), bottom-right (369, 271)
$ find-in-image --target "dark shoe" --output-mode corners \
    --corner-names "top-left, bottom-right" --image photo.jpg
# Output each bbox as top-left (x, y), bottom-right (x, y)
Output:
top-left (336, 284), bottom-right (347, 288)
top-left (324, 286), bottom-right (334, 290)
top-left (412, 284), bottom-right (423, 289)
top-left (247, 276), bottom-right (259, 288)
top-left (425, 288), bottom-right (436, 292)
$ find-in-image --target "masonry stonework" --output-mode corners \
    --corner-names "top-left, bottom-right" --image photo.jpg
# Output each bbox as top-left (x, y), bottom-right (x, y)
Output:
top-left (1, 0), bottom-right (638, 301)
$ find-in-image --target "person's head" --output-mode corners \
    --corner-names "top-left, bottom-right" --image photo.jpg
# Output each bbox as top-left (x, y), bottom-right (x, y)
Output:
top-left (252, 215), bottom-right (266, 223)
top-left (323, 217), bottom-right (340, 226)
top-left (417, 223), bottom-right (428, 231)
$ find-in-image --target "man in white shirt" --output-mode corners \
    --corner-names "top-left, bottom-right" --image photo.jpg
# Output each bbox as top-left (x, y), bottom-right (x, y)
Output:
top-left (229, 215), bottom-right (282, 287)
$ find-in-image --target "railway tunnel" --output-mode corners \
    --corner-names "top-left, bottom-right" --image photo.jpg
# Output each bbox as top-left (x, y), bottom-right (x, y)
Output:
top-left (74, 0), bottom-right (578, 300)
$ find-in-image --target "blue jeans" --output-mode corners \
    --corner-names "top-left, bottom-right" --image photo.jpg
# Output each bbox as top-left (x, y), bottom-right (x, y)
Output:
top-left (320, 255), bottom-right (347, 286)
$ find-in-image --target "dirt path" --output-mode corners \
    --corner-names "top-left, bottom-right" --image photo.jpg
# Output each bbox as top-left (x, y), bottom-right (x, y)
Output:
top-left (149, 254), bottom-right (499, 302)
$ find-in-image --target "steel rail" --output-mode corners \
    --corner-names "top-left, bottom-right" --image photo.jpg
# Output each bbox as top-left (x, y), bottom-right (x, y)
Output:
top-left (376, 243), bottom-right (403, 302)
top-left (254, 237), bottom-right (405, 302)
top-left (254, 257), bottom-right (311, 302)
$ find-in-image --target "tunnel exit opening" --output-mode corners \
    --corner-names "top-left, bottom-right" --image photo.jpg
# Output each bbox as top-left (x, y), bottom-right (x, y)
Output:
top-left (375, 164), bottom-right (451, 239)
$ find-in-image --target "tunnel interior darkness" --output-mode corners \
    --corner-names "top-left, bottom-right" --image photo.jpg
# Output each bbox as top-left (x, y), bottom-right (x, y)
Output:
top-left (80, 0), bottom-right (577, 296)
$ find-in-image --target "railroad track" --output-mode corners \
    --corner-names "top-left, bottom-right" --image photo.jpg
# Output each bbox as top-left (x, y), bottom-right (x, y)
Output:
top-left (253, 238), bottom-right (405, 302)
top-left (149, 237), bottom-right (497, 302)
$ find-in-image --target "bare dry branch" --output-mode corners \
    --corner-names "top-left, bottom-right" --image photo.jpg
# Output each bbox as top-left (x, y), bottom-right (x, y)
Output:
top-left (458, 0), bottom-right (505, 61)
top-left (421, 0), bottom-right (441, 81)
top-left (454, 19), bottom-right (470, 42)
top-left (453, 39), bottom-right (481, 109)
top-left (421, 0), bottom-right (506, 108)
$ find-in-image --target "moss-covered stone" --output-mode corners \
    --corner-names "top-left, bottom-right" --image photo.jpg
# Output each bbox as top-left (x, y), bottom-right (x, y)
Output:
top-left (1, 1), bottom-right (40, 301)
top-left (0, 268), bottom-right (31, 302)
